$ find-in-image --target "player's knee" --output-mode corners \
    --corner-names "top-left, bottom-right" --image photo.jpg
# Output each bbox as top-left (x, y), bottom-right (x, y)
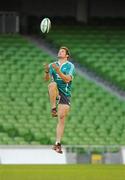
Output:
top-left (59, 113), bottom-right (65, 122)
top-left (48, 82), bottom-right (57, 90)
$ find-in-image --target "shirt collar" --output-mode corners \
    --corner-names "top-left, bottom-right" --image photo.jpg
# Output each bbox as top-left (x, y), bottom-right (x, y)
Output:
top-left (58, 60), bottom-right (68, 67)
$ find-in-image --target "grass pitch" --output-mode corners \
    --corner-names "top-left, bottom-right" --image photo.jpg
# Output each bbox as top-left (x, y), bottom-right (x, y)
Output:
top-left (0, 164), bottom-right (125, 180)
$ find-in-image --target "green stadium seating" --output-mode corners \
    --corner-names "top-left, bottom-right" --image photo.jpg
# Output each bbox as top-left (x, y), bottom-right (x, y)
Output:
top-left (47, 26), bottom-right (125, 90)
top-left (0, 34), bottom-right (125, 146)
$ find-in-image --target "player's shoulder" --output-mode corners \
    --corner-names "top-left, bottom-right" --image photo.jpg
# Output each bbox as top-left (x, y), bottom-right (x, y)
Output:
top-left (67, 61), bottom-right (75, 69)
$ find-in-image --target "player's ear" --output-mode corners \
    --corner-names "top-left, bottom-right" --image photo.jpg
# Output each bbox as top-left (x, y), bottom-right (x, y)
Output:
top-left (66, 54), bottom-right (69, 58)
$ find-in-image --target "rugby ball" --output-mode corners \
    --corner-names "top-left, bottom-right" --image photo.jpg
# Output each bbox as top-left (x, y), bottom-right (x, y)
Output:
top-left (40, 18), bottom-right (51, 33)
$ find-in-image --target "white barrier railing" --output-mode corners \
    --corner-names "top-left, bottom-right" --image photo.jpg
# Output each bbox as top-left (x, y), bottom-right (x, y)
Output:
top-left (0, 145), bottom-right (66, 164)
top-left (0, 145), bottom-right (123, 164)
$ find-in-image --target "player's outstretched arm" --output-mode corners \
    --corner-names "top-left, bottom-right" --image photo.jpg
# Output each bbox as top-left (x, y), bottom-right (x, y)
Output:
top-left (43, 64), bottom-right (50, 81)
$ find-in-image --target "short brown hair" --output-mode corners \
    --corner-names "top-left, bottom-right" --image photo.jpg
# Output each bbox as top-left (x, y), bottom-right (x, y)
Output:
top-left (60, 46), bottom-right (70, 57)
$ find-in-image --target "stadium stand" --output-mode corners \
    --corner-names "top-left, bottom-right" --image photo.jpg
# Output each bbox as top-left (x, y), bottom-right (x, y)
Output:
top-left (0, 35), bottom-right (125, 146)
top-left (47, 26), bottom-right (125, 90)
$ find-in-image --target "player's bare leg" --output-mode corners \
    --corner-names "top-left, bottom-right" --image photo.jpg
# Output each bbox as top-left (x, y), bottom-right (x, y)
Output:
top-left (48, 82), bottom-right (59, 117)
top-left (53, 104), bottom-right (70, 153)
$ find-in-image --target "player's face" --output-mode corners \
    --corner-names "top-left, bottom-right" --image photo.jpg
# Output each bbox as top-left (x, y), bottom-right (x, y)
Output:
top-left (58, 49), bottom-right (68, 59)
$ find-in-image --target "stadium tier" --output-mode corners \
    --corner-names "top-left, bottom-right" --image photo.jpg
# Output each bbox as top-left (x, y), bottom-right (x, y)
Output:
top-left (47, 26), bottom-right (125, 90)
top-left (0, 35), bottom-right (125, 145)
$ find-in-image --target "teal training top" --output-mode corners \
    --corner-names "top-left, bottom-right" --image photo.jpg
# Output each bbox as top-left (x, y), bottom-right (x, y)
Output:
top-left (49, 60), bottom-right (75, 97)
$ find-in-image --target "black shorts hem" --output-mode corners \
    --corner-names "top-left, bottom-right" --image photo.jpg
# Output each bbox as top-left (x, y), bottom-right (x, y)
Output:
top-left (58, 91), bottom-right (71, 106)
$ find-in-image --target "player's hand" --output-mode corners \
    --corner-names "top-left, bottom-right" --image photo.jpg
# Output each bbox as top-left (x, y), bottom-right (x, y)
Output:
top-left (43, 63), bottom-right (49, 73)
top-left (52, 63), bottom-right (60, 73)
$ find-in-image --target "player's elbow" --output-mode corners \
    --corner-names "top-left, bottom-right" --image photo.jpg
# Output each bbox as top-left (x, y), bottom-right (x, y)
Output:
top-left (64, 76), bottom-right (72, 83)
top-left (44, 76), bottom-right (50, 81)
top-left (64, 80), bottom-right (70, 83)
top-left (64, 78), bottom-right (71, 83)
